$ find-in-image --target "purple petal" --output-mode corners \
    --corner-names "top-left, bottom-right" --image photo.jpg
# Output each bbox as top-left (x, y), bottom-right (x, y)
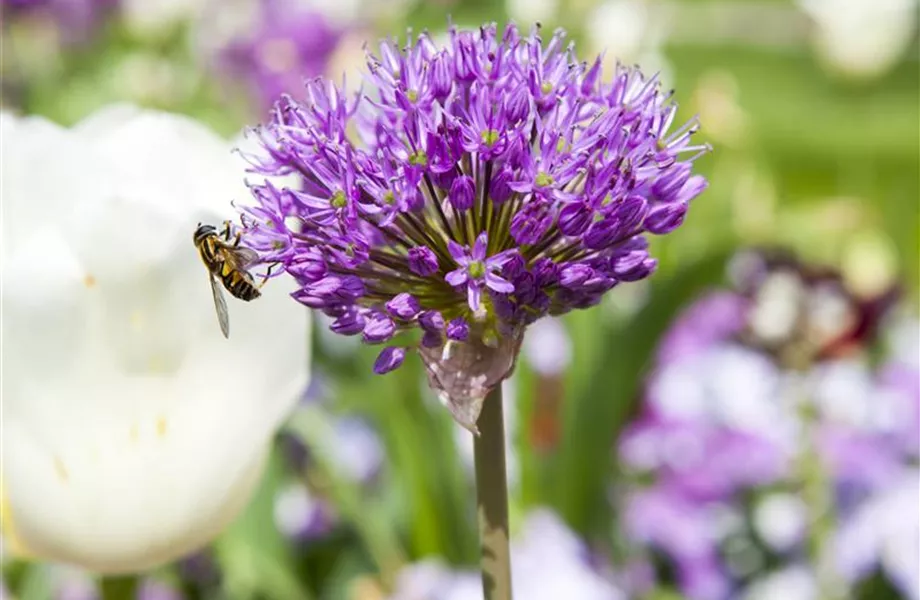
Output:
top-left (485, 272), bottom-right (515, 294)
top-left (386, 292), bottom-right (421, 319)
top-left (363, 313), bottom-right (396, 343)
top-left (408, 246), bottom-right (439, 276)
top-left (446, 317), bottom-right (469, 341)
top-left (374, 346), bottom-right (406, 374)
top-left (472, 232), bottom-right (488, 260)
top-left (488, 249), bottom-right (520, 269)
top-left (445, 269), bottom-right (468, 287)
top-left (419, 310), bottom-right (445, 332)
top-left (447, 240), bottom-right (468, 264)
top-left (468, 284), bottom-right (482, 312)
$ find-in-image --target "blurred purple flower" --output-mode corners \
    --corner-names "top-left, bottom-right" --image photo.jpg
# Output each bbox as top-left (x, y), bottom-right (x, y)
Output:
top-left (137, 580), bottom-right (183, 600)
top-left (53, 568), bottom-right (97, 600)
top-left (615, 250), bottom-right (918, 599)
top-left (832, 468), bottom-right (920, 600)
top-left (623, 485), bottom-right (722, 560)
top-left (815, 425), bottom-right (903, 490)
top-left (1, 0), bottom-right (117, 44)
top-left (330, 416), bottom-right (384, 483)
top-left (620, 417), bottom-right (788, 501)
top-left (878, 361), bottom-right (920, 456)
top-left (389, 509), bottom-right (624, 600)
top-left (273, 481), bottom-right (336, 541)
top-left (177, 552), bottom-right (222, 588)
top-left (522, 316), bottom-right (572, 377)
top-left (217, 0), bottom-right (344, 111)
top-left (656, 291), bottom-right (749, 365)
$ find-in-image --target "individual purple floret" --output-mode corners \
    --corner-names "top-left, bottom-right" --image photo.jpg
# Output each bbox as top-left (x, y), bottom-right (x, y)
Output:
top-left (234, 22), bottom-right (708, 427)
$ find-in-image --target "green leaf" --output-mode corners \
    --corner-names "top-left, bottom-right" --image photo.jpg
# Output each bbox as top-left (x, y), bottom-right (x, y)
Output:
top-left (285, 407), bottom-right (406, 589)
top-left (213, 446), bottom-right (311, 600)
top-left (329, 355), bottom-right (477, 565)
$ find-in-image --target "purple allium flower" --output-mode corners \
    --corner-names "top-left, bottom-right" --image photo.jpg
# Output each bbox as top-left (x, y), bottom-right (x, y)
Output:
top-left (234, 22), bottom-right (708, 430)
top-left (216, 0), bottom-right (344, 112)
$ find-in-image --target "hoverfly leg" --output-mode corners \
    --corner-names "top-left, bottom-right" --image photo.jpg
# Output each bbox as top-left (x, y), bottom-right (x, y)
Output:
top-left (220, 220), bottom-right (244, 248)
top-left (258, 263), bottom-right (277, 289)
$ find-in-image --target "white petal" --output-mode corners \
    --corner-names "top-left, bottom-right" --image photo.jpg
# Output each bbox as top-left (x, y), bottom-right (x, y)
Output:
top-left (1, 105), bottom-right (310, 574)
top-left (73, 103), bottom-right (248, 220)
top-left (0, 112), bottom-right (109, 255)
top-left (1, 229), bottom-right (92, 380)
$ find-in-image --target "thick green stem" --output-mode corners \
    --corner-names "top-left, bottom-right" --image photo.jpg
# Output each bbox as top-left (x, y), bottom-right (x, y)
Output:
top-left (473, 386), bottom-right (513, 600)
top-left (99, 576), bottom-right (137, 600)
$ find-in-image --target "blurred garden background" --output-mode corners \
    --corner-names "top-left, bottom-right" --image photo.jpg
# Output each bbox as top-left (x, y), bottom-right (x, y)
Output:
top-left (1, 0), bottom-right (918, 599)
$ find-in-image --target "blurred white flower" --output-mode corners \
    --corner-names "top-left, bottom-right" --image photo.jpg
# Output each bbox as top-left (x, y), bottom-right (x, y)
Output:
top-left (649, 343), bottom-right (795, 448)
top-left (51, 565), bottom-right (97, 600)
top-left (273, 481), bottom-right (332, 541)
top-left (522, 317), bottom-right (571, 377)
top-left (752, 493), bottom-right (807, 552)
top-left (122, 0), bottom-right (213, 36)
top-left (743, 565), bottom-right (818, 600)
top-left (506, 0), bottom-right (558, 27)
top-left (798, 0), bottom-right (919, 79)
top-left (0, 104), bottom-right (310, 573)
top-left (584, 0), bottom-right (672, 83)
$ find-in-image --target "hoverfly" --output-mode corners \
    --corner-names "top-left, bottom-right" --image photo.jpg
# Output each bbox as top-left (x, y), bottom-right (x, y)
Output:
top-left (193, 221), bottom-right (268, 338)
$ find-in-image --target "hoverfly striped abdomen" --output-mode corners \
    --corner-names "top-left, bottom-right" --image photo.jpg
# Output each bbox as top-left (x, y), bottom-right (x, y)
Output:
top-left (223, 269), bottom-right (261, 301)
top-left (193, 221), bottom-right (264, 338)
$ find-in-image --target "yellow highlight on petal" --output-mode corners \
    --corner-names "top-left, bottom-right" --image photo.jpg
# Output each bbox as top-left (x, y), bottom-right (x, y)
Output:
top-left (156, 416), bottom-right (168, 438)
top-left (0, 477), bottom-right (36, 560)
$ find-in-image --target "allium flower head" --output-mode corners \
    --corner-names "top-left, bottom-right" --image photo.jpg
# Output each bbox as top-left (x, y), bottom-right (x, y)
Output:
top-left (236, 22), bottom-right (709, 430)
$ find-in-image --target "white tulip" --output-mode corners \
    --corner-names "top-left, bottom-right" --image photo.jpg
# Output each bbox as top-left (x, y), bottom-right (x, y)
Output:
top-left (0, 104), bottom-right (310, 574)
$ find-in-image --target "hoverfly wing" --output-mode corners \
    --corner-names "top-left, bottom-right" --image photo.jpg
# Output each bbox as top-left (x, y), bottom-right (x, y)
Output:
top-left (209, 271), bottom-right (231, 338)
top-left (228, 246), bottom-right (260, 270)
